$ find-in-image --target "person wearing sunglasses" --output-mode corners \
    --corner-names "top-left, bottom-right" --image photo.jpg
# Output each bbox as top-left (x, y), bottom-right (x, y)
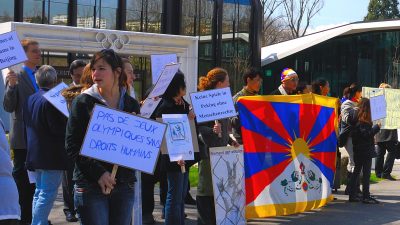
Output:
top-left (65, 49), bottom-right (140, 225)
top-left (270, 68), bottom-right (299, 95)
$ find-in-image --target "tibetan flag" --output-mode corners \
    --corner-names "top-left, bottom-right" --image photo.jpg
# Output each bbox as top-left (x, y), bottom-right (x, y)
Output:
top-left (237, 94), bottom-right (339, 218)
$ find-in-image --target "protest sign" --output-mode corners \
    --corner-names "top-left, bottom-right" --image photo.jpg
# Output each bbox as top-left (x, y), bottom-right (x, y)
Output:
top-left (0, 31), bottom-right (27, 70)
top-left (148, 63), bottom-right (180, 98)
top-left (151, 54), bottom-right (177, 84)
top-left (190, 87), bottom-right (237, 123)
top-left (43, 82), bottom-right (69, 117)
top-left (80, 104), bottom-right (167, 174)
top-left (140, 98), bottom-right (162, 118)
top-left (161, 114), bottom-right (195, 161)
top-left (1, 63), bottom-right (23, 85)
top-left (210, 146), bottom-right (245, 225)
top-left (370, 95), bottom-right (386, 121)
top-left (363, 87), bottom-right (400, 129)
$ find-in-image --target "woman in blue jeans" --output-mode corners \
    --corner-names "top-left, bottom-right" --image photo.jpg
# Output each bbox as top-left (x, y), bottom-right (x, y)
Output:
top-left (154, 71), bottom-right (196, 225)
top-left (65, 49), bottom-right (140, 225)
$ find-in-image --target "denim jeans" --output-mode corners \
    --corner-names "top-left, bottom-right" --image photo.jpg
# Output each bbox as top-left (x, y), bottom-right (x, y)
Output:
top-left (31, 170), bottom-right (63, 225)
top-left (165, 171), bottom-right (188, 225)
top-left (74, 182), bottom-right (135, 225)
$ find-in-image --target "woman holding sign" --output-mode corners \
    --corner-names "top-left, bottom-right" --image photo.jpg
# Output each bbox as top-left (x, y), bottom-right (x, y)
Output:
top-left (65, 49), bottom-right (140, 225)
top-left (154, 71), bottom-right (196, 225)
top-left (196, 68), bottom-right (239, 225)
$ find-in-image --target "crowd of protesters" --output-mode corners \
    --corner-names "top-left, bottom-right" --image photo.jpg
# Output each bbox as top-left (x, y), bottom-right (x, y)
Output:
top-left (0, 38), bottom-right (399, 225)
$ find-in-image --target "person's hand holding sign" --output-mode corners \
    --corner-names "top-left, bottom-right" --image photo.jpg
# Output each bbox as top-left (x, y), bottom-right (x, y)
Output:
top-left (213, 121), bottom-right (222, 136)
top-left (177, 159), bottom-right (186, 173)
top-left (98, 171), bottom-right (116, 195)
top-left (6, 69), bottom-right (18, 87)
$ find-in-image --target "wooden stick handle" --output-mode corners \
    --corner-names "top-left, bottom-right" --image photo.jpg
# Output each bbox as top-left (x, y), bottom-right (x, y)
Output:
top-left (181, 165), bottom-right (186, 173)
top-left (105, 165), bottom-right (118, 194)
top-left (215, 120), bottom-right (222, 138)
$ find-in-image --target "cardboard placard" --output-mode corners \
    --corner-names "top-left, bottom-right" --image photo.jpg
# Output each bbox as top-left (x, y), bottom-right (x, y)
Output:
top-left (0, 31), bottom-right (27, 70)
top-left (190, 87), bottom-right (237, 123)
top-left (148, 63), bottom-right (180, 98)
top-left (151, 54), bottom-right (177, 84)
top-left (43, 82), bottom-right (69, 117)
top-left (80, 104), bottom-right (167, 174)
top-left (370, 94), bottom-right (386, 121)
top-left (140, 98), bottom-right (162, 118)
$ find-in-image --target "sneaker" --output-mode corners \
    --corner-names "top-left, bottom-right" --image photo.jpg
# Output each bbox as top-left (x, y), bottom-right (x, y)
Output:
top-left (65, 211), bottom-right (78, 222)
top-left (362, 196), bottom-right (380, 204)
top-left (185, 194), bottom-right (197, 205)
top-left (382, 174), bottom-right (396, 181)
top-left (348, 196), bottom-right (360, 202)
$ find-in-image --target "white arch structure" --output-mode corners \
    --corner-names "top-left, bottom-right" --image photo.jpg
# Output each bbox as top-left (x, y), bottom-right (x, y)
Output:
top-left (0, 22), bottom-right (198, 130)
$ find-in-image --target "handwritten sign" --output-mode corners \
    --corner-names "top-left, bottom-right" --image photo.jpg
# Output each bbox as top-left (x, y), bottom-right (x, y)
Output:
top-left (190, 87), bottom-right (237, 123)
top-left (140, 98), bottom-right (162, 118)
top-left (148, 63), bottom-right (180, 98)
top-left (363, 87), bottom-right (400, 129)
top-left (80, 104), bottom-right (167, 174)
top-left (151, 54), bottom-right (177, 84)
top-left (370, 95), bottom-right (386, 121)
top-left (0, 31), bottom-right (28, 70)
top-left (43, 82), bottom-right (69, 117)
top-left (161, 114), bottom-right (194, 161)
top-left (210, 146), bottom-right (245, 225)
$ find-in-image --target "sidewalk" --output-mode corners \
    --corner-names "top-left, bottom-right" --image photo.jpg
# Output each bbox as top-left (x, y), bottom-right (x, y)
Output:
top-left (49, 161), bottom-right (400, 225)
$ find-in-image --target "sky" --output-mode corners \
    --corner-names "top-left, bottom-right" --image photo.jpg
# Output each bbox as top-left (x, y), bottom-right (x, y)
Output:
top-left (307, 0), bottom-right (370, 33)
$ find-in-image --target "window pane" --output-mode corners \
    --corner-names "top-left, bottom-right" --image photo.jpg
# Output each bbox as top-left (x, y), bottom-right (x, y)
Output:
top-left (126, 0), bottom-right (162, 33)
top-left (0, 1), bottom-right (14, 22)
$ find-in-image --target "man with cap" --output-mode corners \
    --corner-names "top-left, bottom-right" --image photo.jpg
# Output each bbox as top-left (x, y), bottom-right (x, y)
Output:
top-left (270, 68), bottom-right (299, 95)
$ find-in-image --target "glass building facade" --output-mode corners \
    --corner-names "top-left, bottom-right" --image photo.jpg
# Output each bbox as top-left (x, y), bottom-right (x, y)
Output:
top-left (1, 0), bottom-right (261, 97)
top-left (262, 30), bottom-right (400, 97)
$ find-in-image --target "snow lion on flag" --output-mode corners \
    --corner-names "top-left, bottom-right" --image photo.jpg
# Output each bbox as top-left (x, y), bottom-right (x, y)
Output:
top-left (237, 94), bottom-right (339, 218)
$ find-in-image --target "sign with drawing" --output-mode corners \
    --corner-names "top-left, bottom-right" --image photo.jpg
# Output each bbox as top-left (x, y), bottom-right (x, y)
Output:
top-left (43, 82), bottom-right (69, 117)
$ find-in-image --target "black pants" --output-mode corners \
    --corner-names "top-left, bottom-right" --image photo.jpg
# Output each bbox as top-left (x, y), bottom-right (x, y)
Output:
top-left (12, 149), bottom-right (35, 224)
top-left (350, 154), bottom-right (372, 199)
top-left (0, 219), bottom-right (20, 225)
top-left (196, 196), bottom-right (216, 225)
top-left (141, 160), bottom-right (167, 215)
top-left (62, 168), bottom-right (75, 215)
top-left (375, 141), bottom-right (397, 177)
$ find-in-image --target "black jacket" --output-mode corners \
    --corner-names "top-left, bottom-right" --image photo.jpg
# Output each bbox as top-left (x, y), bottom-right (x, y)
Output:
top-left (65, 92), bottom-right (140, 185)
top-left (352, 121), bottom-right (380, 156)
top-left (154, 98), bottom-right (199, 172)
top-left (24, 88), bottom-right (69, 170)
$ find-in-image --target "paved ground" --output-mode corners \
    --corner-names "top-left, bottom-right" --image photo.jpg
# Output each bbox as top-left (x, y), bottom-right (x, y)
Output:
top-left (49, 160), bottom-right (400, 225)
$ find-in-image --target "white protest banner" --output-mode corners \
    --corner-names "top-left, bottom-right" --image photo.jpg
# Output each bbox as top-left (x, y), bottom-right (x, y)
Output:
top-left (162, 114), bottom-right (194, 161)
top-left (43, 82), bottom-right (69, 117)
top-left (363, 87), bottom-right (400, 129)
top-left (190, 87), bottom-right (237, 123)
top-left (370, 95), bottom-right (386, 121)
top-left (148, 63), bottom-right (180, 98)
top-left (80, 104), bottom-right (167, 174)
top-left (0, 31), bottom-right (28, 70)
top-left (140, 98), bottom-right (162, 118)
top-left (151, 54), bottom-right (177, 84)
top-left (210, 146), bottom-right (245, 225)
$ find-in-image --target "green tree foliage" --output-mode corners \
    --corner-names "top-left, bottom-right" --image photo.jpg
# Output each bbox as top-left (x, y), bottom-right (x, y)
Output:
top-left (365, 0), bottom-right (400, 21)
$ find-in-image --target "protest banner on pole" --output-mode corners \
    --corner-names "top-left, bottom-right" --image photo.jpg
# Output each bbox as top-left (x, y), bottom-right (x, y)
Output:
top-left (43, 82), bottom-right (69, 117)
top-left (210, 146), bottom-right (246, 225)
top-left (161, 114), bottom-right (195, 161)
top-left (151, 54), bottom-right (177, 84)
top-left (370, 95), bottom-right (386, 121)
top-left (0, 31), bottom-right (28, 70)
top-left (80, 104), bottom-right (167, 174)
top-left (190, 87), bottom-right (237, 123)
top-left (140, 98), bottom-right (162, 118)
top-left (148, 63), bottom-right (180, 98)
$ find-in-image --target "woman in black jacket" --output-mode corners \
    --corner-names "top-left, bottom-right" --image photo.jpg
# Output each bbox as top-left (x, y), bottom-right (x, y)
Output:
top-left (65, 49), bottom-right (140, 225)
top-left (348, 98), bottom-right (380, 204)
top-left (154, 71), bottom-right (196, 225)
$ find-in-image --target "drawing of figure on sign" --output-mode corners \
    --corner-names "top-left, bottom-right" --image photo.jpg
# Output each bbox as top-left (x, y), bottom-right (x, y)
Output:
top-left (169, 122), bottom-right (185, 141)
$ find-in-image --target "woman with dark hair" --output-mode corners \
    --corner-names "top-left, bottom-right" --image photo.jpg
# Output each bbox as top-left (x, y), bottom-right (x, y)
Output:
top-left (348, 98), bottom-right (380, 203)
top-left (154, 71), bottom-right (195, 225)
top-left (311, 79), bottom-right (330, 96)
top-left (340, 83), bottom-right (362, 195)
top-left (65, 49), bottom-right (140, 225)
top-left (196, 68), bottom-right (239, 225)
top-left (295, 81), bottom-right (310, 94)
